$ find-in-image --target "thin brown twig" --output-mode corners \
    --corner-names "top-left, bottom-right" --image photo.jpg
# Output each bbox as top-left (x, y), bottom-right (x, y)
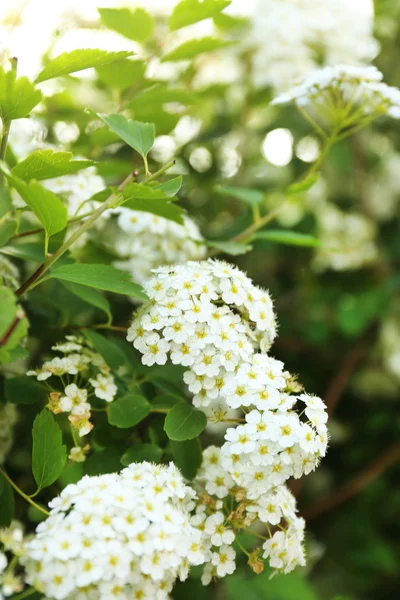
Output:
top-left (301, 440), bottom-right (400, 521)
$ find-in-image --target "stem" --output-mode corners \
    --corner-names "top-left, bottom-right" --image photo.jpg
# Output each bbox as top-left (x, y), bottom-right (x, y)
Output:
top-left (144, 159), bottom-right (176, 184)
top-left (143, 155), bottom-right (150, 177)
top-left (0, 468), bottom-right (50, 516)
top-left (9, 588), bottom-right (36, 600)
top-left (11, 207), bottom-right (102, 240)
top-left (295, 102), bottom-right (329, 140)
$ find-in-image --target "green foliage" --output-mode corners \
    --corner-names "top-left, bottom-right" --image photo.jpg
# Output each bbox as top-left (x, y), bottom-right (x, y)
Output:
top-left (121, 444), bottom-right (163, 466)
top-left (48, 263), bottom-right (148, 300)
top-left (215, 184), bottom-right (264, 206)
top-left (31, 409), bottom-right (67, 493)
top-left (0, 474), bottom-right (15, 527)
top-left (0, 284), bottom-right (28, 365)
top-left (253, 230), bottom-right (321, 247)
top-left (226, 572), bottom-right (318, 600)
top-left (59, 281), bottom-right (111, 322)
top-left (83, 330), bottom-right (126, 370)
top-left (170, 439), bottom-right (202, 480)
top-left (96, 59), bottom-right (146, 89)
top-left (122, 182), bottom-right (185, 224)
top-left (90, 112), bottom-right (155, 159)
top-left (169, 0), bottom-right (231, 31)
top-left (207, 240), bottom-right (252, 255)
top-left (161, 37), bottom-right (235, 62)
top-left (164, 403), bottom-right (207, 441)
top-left (4, 376), bottom-right (47, 405)
top-left (154, 177), bottom-right (183, 196)
top-left (11, 150), bottom-right (94, 181)
top-left (35, 49), bottom-right (135, 83)
top-left (99, 7), bottom-right (154, 42)
top-left (108, 394), bottom-right (151, 428)
top-left (0, 66), bottom-right (42, 120)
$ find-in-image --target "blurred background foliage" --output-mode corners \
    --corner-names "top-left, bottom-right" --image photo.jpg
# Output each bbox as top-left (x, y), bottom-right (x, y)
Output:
top-left (0, 0), bottom-right (399, 599)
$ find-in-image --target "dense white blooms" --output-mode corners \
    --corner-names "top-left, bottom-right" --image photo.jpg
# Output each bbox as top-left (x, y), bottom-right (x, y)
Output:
top-left (313, 204), bottom-right (378, 271)
top-left (0, 404), bottom-right (18, 465)
top-left (22, 462), bottom-right (202, 600)
top-left (271, 65), bottom-right (400, 121)
top-left (27, 336), bottom-right (117, 437)
top-left (129, 260), bottom-right (328, 497)
top-left (100, 209), bottom-right (207, 285)
top-left (43, 169), bottom-right (105, 218)
top-left (250, 0), bottom-right (378, 92)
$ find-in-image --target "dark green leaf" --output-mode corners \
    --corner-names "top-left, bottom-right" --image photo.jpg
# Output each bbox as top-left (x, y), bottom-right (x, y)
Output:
top-left (206, 240), bottom-right (252, 255)
top-left (215, 184), bottom-right (264, 206)
top-left (60, 281), bottom-right (111, 321)
top-left (170, 0), bottom-right (231, 31)
top-left (1, 242), bottom-right (45, 262)
top-left (108, 393), bottom-right (151, 428)
top-left (84, 449), bottom-right (122, 476)
top-left (154, 176), bottom-right (183, 197)
top-left (0, 66), bottom-right (42, 120)
top-left (5, 376), bottom-right (47, 405)
top-left (0, 475), bottom-right (15, 527)
top-left (171, 439), bottom-right (202, 480)
top-left (89, 112), bottom-right (155, 158)
top-left (83, 330), bottom-right (126, 371)
top-left (121, 443), bottom-right (163, 466)
top-left (32, 409), bottom-right (67, 492)
top-left (164, 403), bottom-right (207, 441)
top-left (35, 49), bottom-right (134, 83)
top-left (151, 394), bottom-right (185, 410)
top-left (122, 183), bottom-right (185, 224)
top-left (99, 8), bottom-right (154, 42)
top-left (161, 38), bottom-right (235, 62)
top-left (12, 150), bottom-right (94, 181)
top-left (48, 263), bottom-right (148, 300)
top-left (253, 230), bottom-right (320, 247)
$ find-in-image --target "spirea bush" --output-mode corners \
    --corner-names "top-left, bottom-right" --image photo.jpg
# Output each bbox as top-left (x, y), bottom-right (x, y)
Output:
top-left (1, 1), bottom-right (399, 599)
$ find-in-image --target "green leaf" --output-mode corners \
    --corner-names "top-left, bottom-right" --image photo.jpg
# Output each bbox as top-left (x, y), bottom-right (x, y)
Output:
top-left (48, 263), bottom-right (148, 300)
top-left (0, 66), bottom-right (42, 120)
top-left (0, 185), bottom-right (12, 218)
top-left (83, 330), bottom-right (126, 371)
top-left (154, 176), bottom-right (183, 197)
top-left (161, 37), bottom-right (235, 62)
top-left (122, 183), bottom-right (185, 224)
top-left (99, 7), bottom-right (154, 42)
top-left (171, 439), bottom-right (202, 480)
top-left (0, 474), bottom-right (15, 527)
top-left (89, 112), bottom-right (155, 159)
top-left (287, 173), bottom-right (319, 195)
top-left (32, 409), bottom-right (67, 493)
top-left (108, 393), bottom-right (151, 428)
top-left (1, 242), bottom-right (45, 262)
top-left (206, 240), bottom-right (252, 255)
top-left (121, 443), bottom-right (163, 466)
top-left (84, 449), bottom-right (122, 476)
top-left (59, 281), bottom-right (111, 322)
top-left (5, 376), bottom-right (47, 405)
top-left (0, 213), bottom-right (16, 248)
top-left (215, 184), bottom-right (264, 206)
top-left (164, 403), bottom-right (207, 441)
top-left (170, 0), bottom-right (231, 31)
top-left (96, 59), bottom-right (146, 89)
top-left (7, 175), bottom-right (67, 239)
top-left (35, 49), bottom-right (134, 83)
top-left (12, 150), bottom-right (94, 181)
top-left (0, 284), bottom-right (28, 365)
top-left (226, 572), bottom-right (318, 600)
top-left (151, 394), bottom-right (185, 410)
top-left (253, 230), bottom-right (320, 247)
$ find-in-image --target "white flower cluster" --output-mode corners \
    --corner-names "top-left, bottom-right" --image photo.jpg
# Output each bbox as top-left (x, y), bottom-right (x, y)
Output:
top-left (271, 65), bottom-right (400, 121)
top-left (250, 0), bottom-right (378, 92)
top-left (192, 446), bottom-right (306, 579)
top-left (0, 522), bottom-right (25, 598)
top-left (313, 204), bottom-right (378, 272)
top-left (44, 169), bottom-right (105, 220)
top-left (22, 462), bottom-right (203, 600)
top-left (100, 208), bottom-right (206, 285)
top-left (0, 404), bottom-right (18, 465)
top-left (27, 335), bottom-right (117, 437)
top-left (128, 260), bottom-right (328, 496)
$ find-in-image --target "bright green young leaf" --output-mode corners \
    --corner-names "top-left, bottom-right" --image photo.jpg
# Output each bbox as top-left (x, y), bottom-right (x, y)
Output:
top-left (170, 0), bottom-right (231, 31)
top-left (287, 172), bottom-right (319, 195)
top-left (154, 176), bottom-right (183, 197)
top-left (170, 439), bottom-right (202, 480)
top-left (108, 394), bottom-right (151, 428)
top-left (121, 444), bottom-right (163, 466)
top-left (5, 376), bottom-right (47, 405)
top-left (122, 183), bottom-right (185, 224)
top-left (48, 263), bottom-right (148, 300)
top-left (90, 112), bottom-right (155, 159)
top-left (35, 49), bottom-right (134, 83)
top-left (0, 185), bottom-right (12, 218)
top-left (32, 409), bottom-right (67, 493)
top-left (99, 7), bottom-right (154, 42)
top-left (226, 571), bottom-right (318, 600)
top-left (12, 150), bottom-right (94, 181)
top-left (84, 330), bottom-right (126, 371)
top-left (96, 59), bottom-right (146, 89)
top-left (161, 37), bottom-right (235, 62)
top-left (8, 175), bottom-right (67, 239)
top-left (59, 281), bottom-right (111, 322)
top-left (164, 403), bottom-right (207, 441)
top-left (215, 184), bottom-right (264, 206)
top-left (206, 240), bottom-right (252, 255)
top-left (0, 66), bottom-right (42, 120)
top-left (253, 230), bottom-right (321, 247)
top-left (0, 475), bottom-right (15, 527)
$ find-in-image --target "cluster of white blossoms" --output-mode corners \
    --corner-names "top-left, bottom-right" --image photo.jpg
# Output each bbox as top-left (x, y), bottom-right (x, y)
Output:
top-left (43, 169), bottom-right (106, 220)
top-left (271, 65), bottom-right (400, 121)
top-left (27, 335), bottom-right (117, 438)
top-left (250, 0), bottom-right (378, 92)
top-left (191, 446), bottom-right (306, 580)
top-left (100, 208), bottom-right (207, 285)
top-left (0, 404), bottom-right (18, 465)
top-left (0, 522), bottom-right (25, 598)
top-left (22, 462), bottom-right (203, 600)
top-left (313, 204), bottom-right (378, 272)
top-left (128, 259), bottom-right (328, 510)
